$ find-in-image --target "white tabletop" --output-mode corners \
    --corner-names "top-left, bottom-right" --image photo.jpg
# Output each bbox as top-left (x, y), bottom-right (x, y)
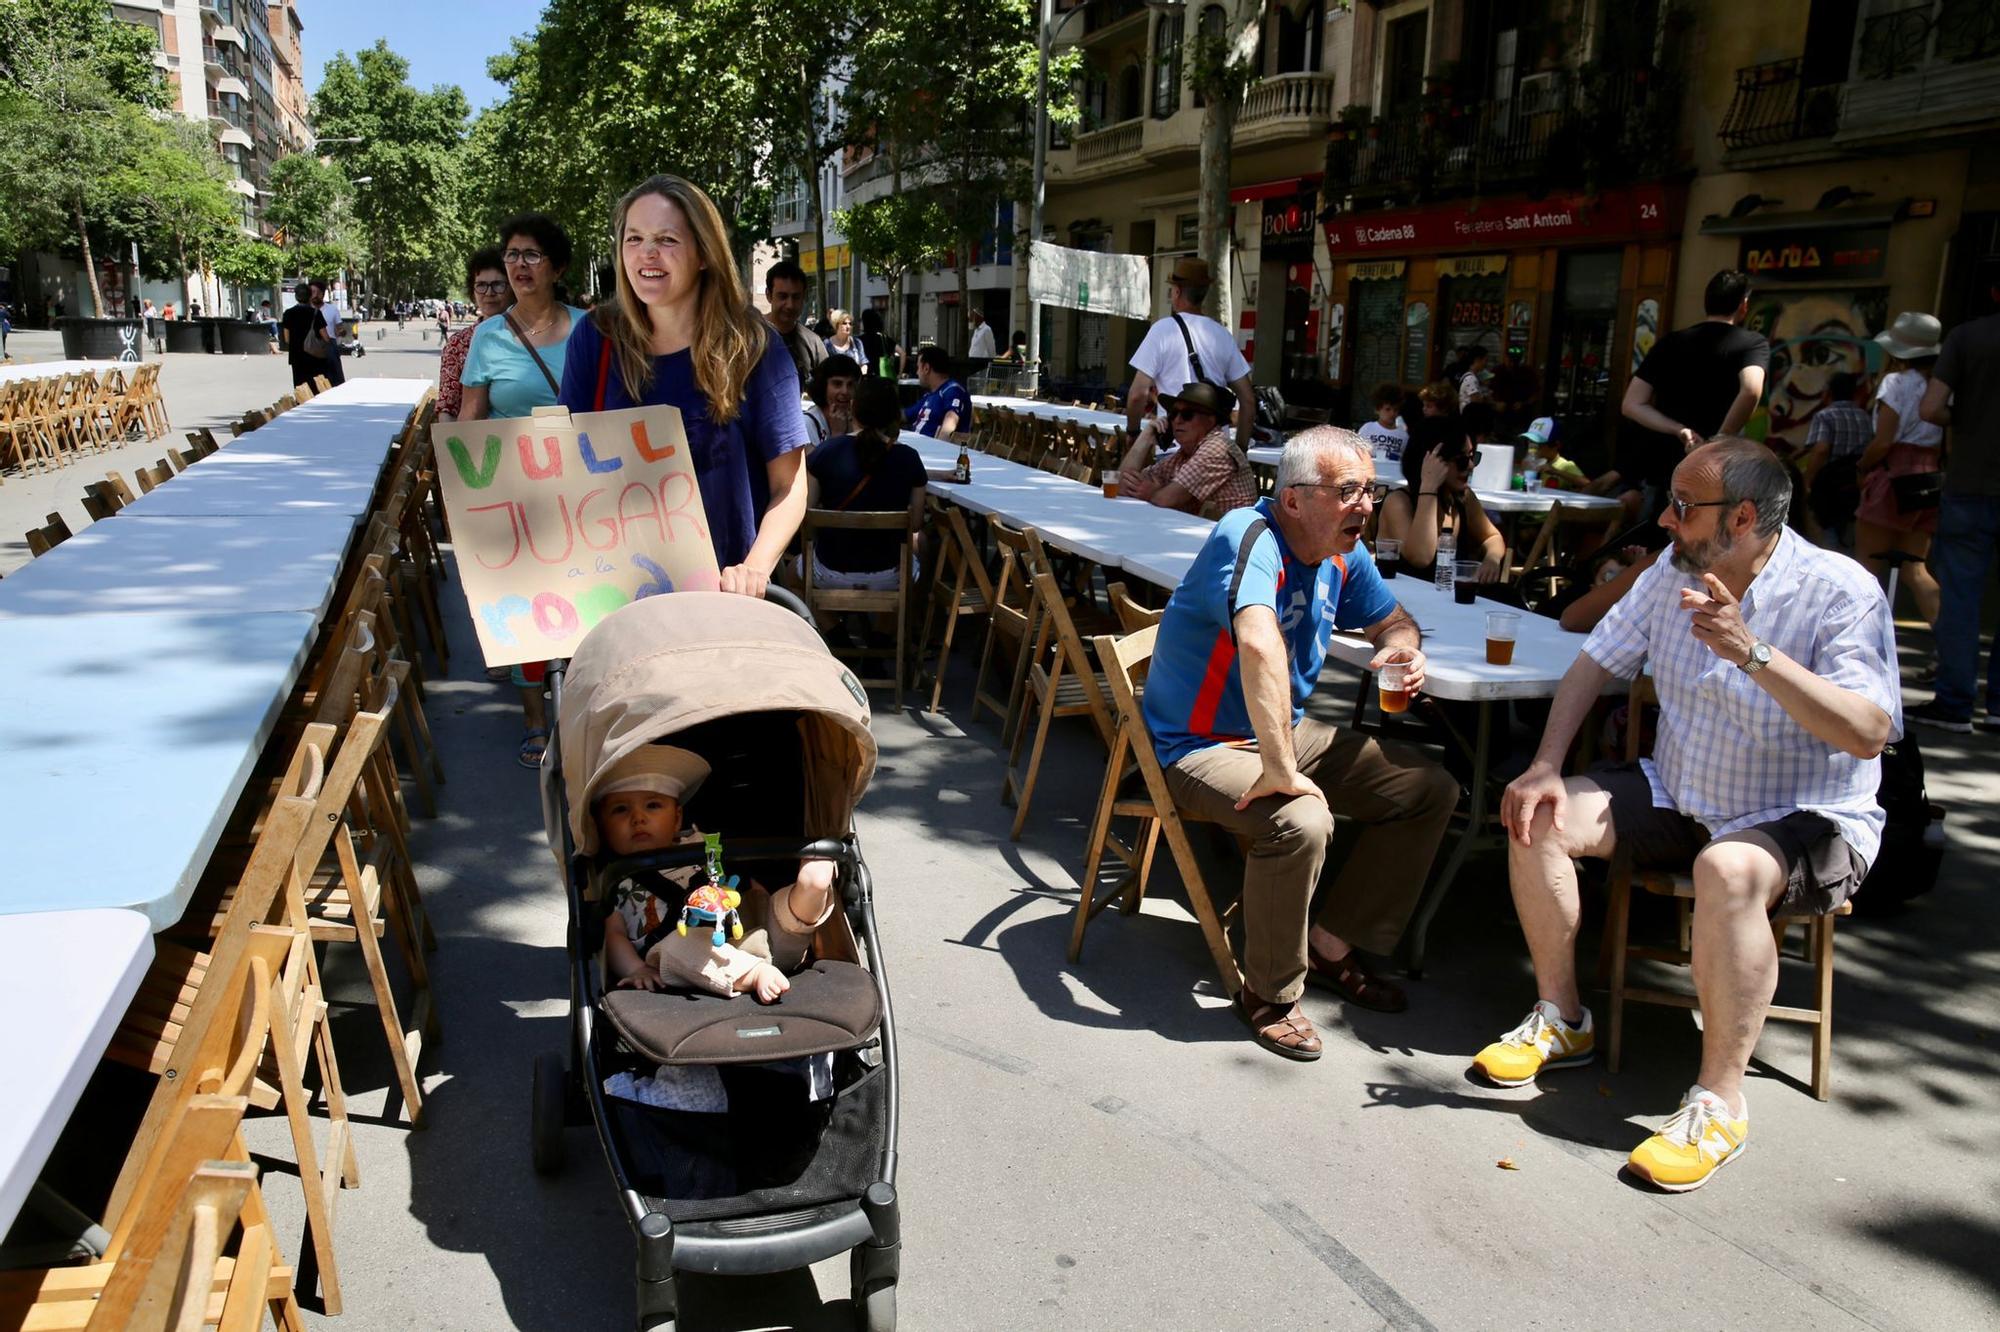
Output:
top-left (118, 449), bottom-right (384, 517)
top-left (1469, 487), bottom-right (1622, 515)
top-left (0, 360), bottom-right (117, 386)
top-left (906, 433), bottom-right (1210, 572)
top-left (0, 909), bottom-right (153, 1233)
top-left (0, 513), bottom-right (359, 618)
top-left (973, 395), bottom-right (1127, 433)
top-left (0, 610), bottom-right (319, 926)
top-left (1326, 574), bottom-right (1613, 701)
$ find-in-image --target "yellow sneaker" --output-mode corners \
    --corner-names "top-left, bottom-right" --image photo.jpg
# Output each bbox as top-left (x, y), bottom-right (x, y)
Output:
top-left (1472, 1000), bottom-right (1595, 1087)
top-left (1627, 1088), bottom-right (1748, 1192)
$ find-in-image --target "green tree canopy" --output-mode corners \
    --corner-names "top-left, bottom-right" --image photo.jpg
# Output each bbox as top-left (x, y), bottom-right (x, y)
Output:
top-left (104, 116), bottom-right (241, 310)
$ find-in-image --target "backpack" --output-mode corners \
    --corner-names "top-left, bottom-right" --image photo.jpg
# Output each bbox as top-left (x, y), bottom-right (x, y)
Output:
top-left (1854, 728), bottom-right (1946, 913)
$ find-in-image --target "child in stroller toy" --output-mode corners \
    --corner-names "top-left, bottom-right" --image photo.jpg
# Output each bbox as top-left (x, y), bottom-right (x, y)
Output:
top-left (595, 744), bottom-right (837, 1004)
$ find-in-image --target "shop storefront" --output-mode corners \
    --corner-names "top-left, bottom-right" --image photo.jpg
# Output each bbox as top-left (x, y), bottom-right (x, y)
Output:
top-left (1321, 182), bottom-right (1682, 461)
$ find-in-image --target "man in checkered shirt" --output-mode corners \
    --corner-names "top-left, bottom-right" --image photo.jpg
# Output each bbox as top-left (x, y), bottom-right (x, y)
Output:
top-left (1115, 380), bottom-right (1259, 519)
top-left (1478, 438), bottom-right (1900, 1193)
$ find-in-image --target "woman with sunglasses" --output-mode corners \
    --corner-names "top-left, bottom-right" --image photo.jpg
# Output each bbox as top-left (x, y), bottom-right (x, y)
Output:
top-left (1376, 414), bottom-right (1507, 581)
top-left (437, 246), bottom-right (512, 423)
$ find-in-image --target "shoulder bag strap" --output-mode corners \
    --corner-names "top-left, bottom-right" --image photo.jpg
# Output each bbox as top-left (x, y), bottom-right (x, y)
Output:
top-left (594, 335), bottom-right (612, 412)
top-left (504, 308), bottom-right (563, 398)
top-left (1171, 312), bottom-right (1211, 387)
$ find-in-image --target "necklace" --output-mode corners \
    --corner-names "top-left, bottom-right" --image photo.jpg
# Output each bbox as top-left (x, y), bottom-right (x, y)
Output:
top-left (515, 306), bottom-right (560, 339)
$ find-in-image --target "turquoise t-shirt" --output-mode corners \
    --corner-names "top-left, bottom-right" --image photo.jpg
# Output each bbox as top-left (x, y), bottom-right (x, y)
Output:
top-left (461, 305), bottom-right (586, 419)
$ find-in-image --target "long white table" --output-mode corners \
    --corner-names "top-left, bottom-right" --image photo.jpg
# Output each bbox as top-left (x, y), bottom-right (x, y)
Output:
top-left (0, 909), bottom-right (153, 1233)
top-left (0, 359), bottom-right (118, 386)
top-left (1244, 443), bottom-right (1621, 517)
top-left (973, 395), bottom-right (1126, 433)
top-left (0, 513), bottom-right (359, 618)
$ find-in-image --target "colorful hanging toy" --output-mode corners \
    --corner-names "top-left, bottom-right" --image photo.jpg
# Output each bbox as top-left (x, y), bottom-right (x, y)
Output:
top-left (678, 833), bottom-right (744, 947)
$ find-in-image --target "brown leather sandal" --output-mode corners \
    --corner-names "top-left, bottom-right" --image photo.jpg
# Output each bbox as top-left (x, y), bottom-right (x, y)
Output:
top-left (1235, 990), bottom-right (1323, 1061)
top-left (1305, 948), bottom-right (1408, 1013)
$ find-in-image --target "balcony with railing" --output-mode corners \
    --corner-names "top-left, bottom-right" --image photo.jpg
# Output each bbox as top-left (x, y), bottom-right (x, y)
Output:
top-left (1718, 59), bottom-right (1844, 152)
top-left (1326, 69), bottom-right (1676, 206)
top-left (1840, 0), bottom-right (2000, 138)
top-left (1236, 72), bottom-right (1339, 149)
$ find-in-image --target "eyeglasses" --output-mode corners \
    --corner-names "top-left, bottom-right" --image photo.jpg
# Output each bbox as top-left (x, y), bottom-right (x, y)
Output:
top-left (503, 249), bottom-right (547, 267)
top-left (1292, 480), bottom-right (1392, 505)
top-left (1447, 449), bottom-right (1482, 470)
top-left (1667, 495), bottom-right (1735, 521)
top-left (472, 280), bottom-right (509, 295)
top-left (1170, 406), bottom-right (1215, 422)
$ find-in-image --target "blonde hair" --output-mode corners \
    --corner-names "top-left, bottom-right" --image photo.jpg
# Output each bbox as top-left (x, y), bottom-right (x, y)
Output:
top-left (830, 307), bottom-right (851, 331)
top-left (595, 174), bottom-right (765, 424)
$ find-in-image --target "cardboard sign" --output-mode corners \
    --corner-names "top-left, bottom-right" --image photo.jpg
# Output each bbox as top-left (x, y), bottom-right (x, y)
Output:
top-left (432, 404), bottom-right (720, 667)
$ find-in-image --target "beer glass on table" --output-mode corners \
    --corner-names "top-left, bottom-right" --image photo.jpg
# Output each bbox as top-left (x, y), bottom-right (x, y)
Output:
top-left (1485, 611), bottom-right (1520, 666)
top-left (1454, 560), bottom-right (1480, 605)
top-left (1101, 470), bottom-right (1121, 499)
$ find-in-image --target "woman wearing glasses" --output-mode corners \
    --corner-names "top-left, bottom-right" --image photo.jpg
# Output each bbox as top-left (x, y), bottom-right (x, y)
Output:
top-left (459, 213), bottom-right (584, 423)
top-left (459, 214), bottom-right (584, 769)
top-left (558, 174), bottom-right (809, 600)
top-left (436, 246), bottom-right (511, 422)
top-left (1376, 414), bottom-right (1507, 581)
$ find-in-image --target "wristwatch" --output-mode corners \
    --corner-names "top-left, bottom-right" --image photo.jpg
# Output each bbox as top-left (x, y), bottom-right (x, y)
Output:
top-left (1741, 641), bottom-right (1773, 674)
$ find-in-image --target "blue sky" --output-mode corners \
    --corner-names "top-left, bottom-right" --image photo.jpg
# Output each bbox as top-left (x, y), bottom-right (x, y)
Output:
top-left (300, 0), bottom-right (546, 113)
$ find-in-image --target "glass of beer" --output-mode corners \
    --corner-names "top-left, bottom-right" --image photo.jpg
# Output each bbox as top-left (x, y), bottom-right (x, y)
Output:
top-left (1454, 559), bottom-right (1480, 605)
top-left (1485, 611), bottom-right (1520, 666)
top-left (1101, 469), bottom-right (1121, 499)
top-left (1375, 537), bottom-right (1402, 576)
top-left (1377, 660), bottom-right (1412, 714)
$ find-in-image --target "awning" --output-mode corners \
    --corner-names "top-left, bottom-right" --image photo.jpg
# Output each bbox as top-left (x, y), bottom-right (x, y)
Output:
top-left (1230, 174), bottom-right (1323, 205)
top-left (1437, 255), bottom-right (1508, 278)
top-left (797, 243), bottom-right (850, 275)
top-left (1350, 260), bottom-right (1406, 280)
top-left (1698, 201), bottom-right (1907, 236)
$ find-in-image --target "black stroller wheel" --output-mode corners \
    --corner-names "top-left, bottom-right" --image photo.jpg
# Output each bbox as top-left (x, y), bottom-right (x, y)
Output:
top-left (531, 1050), bottom-right (567, 1175)
top-left (854, 1279), bottom-right (896, 1332)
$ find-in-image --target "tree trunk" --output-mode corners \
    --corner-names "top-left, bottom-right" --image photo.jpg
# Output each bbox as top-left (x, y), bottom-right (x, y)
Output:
top-left (74, 196), bottom-right (105, 318)
top-left (1198, 95), bottom-right (1237, 330)
top-left (176, 235), bottom-right (193, 318)
top-left (956, 239), bottom-right (972, 359)
top-left (887, 269), bottom-right (904, 370)
top-left (801, 76), bottom-right (828, 317)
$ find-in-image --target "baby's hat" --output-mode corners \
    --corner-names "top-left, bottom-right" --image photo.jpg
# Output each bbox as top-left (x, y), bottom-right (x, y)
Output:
top-left (596, 743), bottom-right (710, 804)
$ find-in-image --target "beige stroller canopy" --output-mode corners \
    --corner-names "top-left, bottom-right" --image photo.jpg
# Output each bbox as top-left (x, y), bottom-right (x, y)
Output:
top-left (555, 592), bottom-right (877, 857)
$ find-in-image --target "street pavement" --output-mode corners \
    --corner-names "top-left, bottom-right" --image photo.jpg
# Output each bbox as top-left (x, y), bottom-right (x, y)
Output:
top-left (5, 326), bottom-right (1998, 1329)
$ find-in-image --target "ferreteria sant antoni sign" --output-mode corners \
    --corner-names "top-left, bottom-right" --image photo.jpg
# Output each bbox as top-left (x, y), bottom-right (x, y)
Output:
top-left (1323, 184), bottom-right (1678, 254)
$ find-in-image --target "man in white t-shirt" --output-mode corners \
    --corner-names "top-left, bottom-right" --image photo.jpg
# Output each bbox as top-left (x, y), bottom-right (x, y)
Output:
top-left (1125, 256), bottom-right (1255, 444)
top-left (966, 308), bottom-right (996, 379)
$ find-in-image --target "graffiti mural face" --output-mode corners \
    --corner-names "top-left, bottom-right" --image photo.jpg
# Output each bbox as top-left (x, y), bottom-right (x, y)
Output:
top-left (1746, 288), bottom-right (1887, 450)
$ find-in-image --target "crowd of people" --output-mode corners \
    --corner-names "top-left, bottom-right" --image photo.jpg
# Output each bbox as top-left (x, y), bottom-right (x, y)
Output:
top-left (367, 170), bottom-right (1993, 1199)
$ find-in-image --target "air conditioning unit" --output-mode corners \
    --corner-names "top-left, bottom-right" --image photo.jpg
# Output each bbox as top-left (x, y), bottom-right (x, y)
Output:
top-left (1516, 71), bottom-right (1566, 117)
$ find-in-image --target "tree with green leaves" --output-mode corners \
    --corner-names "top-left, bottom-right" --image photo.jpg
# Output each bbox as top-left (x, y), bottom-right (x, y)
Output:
top-left (837, 193), bottom-right (949, 354)
top-left (311, 40), bottom-right (471, 301)
top-left (210, 239), bottom-right (285, 294)
top-left (111, 117), bottom-right (241, 315)
top-left (0, 0), bottom-right (166, 315)
top-left (264, 153), bottom-right (348, 246)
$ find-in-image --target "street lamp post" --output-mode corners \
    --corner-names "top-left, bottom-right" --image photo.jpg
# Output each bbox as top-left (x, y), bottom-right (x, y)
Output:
top-left (1028, 0), bottom-right (1091, 398)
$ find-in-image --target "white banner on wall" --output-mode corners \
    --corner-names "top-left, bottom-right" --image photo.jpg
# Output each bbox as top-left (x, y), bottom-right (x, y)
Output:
top-left (1028, 241), bottom-right (1153, 320)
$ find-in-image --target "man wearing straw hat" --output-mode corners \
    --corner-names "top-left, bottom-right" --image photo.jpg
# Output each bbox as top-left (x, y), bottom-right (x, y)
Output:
top-left (1125, 256), bottom-right (1256, 447)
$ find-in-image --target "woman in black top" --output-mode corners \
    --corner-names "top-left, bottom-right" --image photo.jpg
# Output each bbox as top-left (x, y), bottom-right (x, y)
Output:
top-left (1375, 414), bottom-right (1507, 581)
top-left (804, 378), bottom-right (930, 588)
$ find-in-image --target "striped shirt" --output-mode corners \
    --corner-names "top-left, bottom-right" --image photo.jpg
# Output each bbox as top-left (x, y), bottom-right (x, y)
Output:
top-left (1582, 527), bottom-right (1901, 868)
top-left (1803, 401), bottom-right (1871, 460)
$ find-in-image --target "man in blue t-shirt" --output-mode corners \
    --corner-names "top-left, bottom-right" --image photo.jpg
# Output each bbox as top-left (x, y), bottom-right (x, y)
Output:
top-left (1144, 427), bottom-right (1460, 1061)
top-left (905, 345), bottom-right (968, 437)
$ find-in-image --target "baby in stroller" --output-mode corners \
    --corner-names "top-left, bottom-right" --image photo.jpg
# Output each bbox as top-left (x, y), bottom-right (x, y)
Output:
top-left (594, 744), bottom-right (836, 1004)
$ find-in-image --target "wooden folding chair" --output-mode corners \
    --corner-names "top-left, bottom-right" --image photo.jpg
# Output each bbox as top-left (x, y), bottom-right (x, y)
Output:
top-left (1004, 566), bottom-right (1119, 840)
top-left (128, 364), bottom-right (170, 439)
top-left (293, 379), bottom-right (316, 402)
top-left (311, 375), bottom-right (332, 394)
top-left (104, 471), bottom-right (140, 506)
top-left (1072, 625), bottom-right (1242, 994)
top-left (800, 502), bottom-right (923, 710)
top-left (166, 447), bottom-right (193, 472)
top-left (1513, 499), bottom-right (1621, 584)
top-left (25, 511), bottom-right (73, 556)
top-left (916, 502), bottom-right (997, 713)
top-left (81, 487), bottom-right (117, 522)
top-left (111, 741), bottom-right (351, 1315)
top-left (1, 935), bottom-right (304, 1332)
top-left (1603, 674), bottom-right (1850, 1100)
top-left (135, 459), bottom-right (175, 493)
top-left (1106, 581), bottom-right (1162, 633)
top-left (969, 518), bottom-right (1036, 732)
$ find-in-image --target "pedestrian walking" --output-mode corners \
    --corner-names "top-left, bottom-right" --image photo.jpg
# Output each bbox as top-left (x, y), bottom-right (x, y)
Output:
top-left (1911, 295), bottom-right (2000, 733)
top-left (1853, 312), bottom-right (1944, 632)
top-left (764, 258), bottom-right (824, 390)
top-left (965, 307), bottom-right (996, 381)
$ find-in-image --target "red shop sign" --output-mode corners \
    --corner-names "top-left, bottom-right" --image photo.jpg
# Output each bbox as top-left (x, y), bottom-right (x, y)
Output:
top-left (1325, 184), bottom-right (1677, 256)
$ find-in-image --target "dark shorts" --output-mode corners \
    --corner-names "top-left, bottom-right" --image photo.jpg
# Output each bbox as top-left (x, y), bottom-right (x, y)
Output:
top-left (1590, 761), bottom-right (1865, 916)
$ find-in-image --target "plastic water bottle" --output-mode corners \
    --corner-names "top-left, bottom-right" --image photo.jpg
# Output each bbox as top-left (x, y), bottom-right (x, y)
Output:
top-left (1435, 526), bottom-right (1456, 595)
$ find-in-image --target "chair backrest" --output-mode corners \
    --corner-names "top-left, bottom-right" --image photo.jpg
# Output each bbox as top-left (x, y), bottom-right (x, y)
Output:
top-left (1516, 500), bottom-right (1621, 577)
top-left (1623, 669), bottom-right (1658, 763)
top-left (25, 511), bottom-right (73, 556)
top-left (90, 1157), bottom-right (267, 1332)
top-left (85, 479), bottom-right (125, 516)
top-left (104, 471), bottom-right (139, 505)
top-left (1027, 567), bottom-right (1117, 746)
top-left (82, 489), bottom-right (116, 522)
top-left (1107, 581), bottom-right (1162, 633)
top-left (165, 446), bottom-right (191, 472)
top-left (1097, 623), bottom-right (1159, 740)
top-left (938, 504), bottom-right (999, 609)
top-left (135, 459), bottom-right (174, 493)
top-left (799, 506), bottom-right (919, 604)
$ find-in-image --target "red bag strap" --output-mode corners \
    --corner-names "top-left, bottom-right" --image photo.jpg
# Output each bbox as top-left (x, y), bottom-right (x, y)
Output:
top-left (594, 334), bottom-right (611, 412)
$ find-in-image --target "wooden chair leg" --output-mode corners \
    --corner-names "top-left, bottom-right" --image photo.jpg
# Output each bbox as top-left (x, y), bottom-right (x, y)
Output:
top-left (1606, 864), bottom-right (1633, 1075)
top-left (1812, 916), bottom-right (1835, 1101)
top-left (1072, 734), bottom-right (1130, 963)
top-left (264, 946), bottom-right (349, 1314)
top-left (928, 604), bottom-right (965, 714)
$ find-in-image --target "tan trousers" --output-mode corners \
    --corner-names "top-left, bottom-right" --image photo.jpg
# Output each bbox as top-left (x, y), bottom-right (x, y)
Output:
top-left (1165, 717), bottom-right (1459, 1002)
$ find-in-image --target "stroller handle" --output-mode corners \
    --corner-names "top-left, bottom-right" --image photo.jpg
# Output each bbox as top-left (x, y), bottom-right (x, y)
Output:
top-left (596, 837), bottom-right (854, 886)
top-left (763, 582), bottom-right (813, 622)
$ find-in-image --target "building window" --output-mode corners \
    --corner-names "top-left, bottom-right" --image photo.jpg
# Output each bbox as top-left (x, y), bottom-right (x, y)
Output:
top-left (1273, 0), bottom-right (1321, 74)
top-left (1117, 62), bottom-right (1143, 121)
top-left (1152, 11), bottom-right (1184, 118)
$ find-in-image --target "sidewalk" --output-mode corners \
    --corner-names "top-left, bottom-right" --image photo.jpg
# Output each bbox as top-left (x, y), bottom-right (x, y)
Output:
top-left (17, 325), bottom-right (1996, 1328)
